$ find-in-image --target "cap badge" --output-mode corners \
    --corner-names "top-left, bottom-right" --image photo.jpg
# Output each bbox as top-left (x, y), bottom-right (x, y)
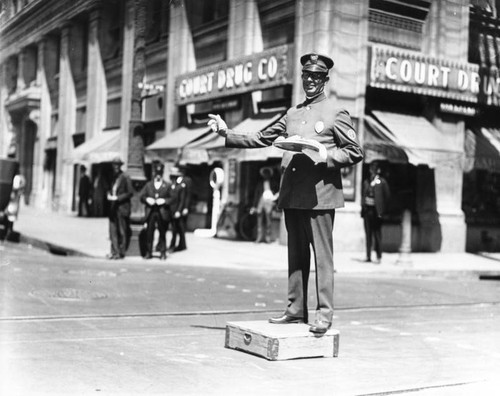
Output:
top-left (347, 128), bottom-right (357, 140)
top-left (315, 121), bottom-right (325, 134)
top-left (310, 54), bottom-right (318, 63)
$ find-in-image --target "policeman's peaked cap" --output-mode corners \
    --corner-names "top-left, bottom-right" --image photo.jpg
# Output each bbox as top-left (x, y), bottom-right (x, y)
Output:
top-left (153, 161), bottom-right (164, 172)
top-left (300, 53), bottom-right (334, 73)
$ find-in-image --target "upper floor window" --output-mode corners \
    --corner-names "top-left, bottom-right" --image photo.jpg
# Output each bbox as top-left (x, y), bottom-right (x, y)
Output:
top-left (368, 0), bottom-right (431, 50)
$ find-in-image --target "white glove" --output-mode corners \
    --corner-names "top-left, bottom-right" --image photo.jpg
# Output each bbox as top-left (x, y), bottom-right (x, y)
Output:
top-left (146, 197), bottom-right (156, 206)
top-left (303, 141), bottom-right (327, 164)
top-left (208, 114), bottom-right (228, 136)
top-left (156, 198), bottom-right (166, 205)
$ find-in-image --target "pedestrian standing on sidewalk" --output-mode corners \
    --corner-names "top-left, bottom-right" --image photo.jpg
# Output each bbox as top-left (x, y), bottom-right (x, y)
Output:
top-left (168, 165), bottom-right (192, 252)
top-left (77, 165), bottom-right (92, 217)
top-left (251, 166), bottom-right (278, 243)
top-left (139, 161), bottom-right (172, 260)
top-left (106, 156), bottom-right (134, 260)
top-left (208, 52), bottom-right (363, 334)
top-left (361, 162), bottom-right (390, 264)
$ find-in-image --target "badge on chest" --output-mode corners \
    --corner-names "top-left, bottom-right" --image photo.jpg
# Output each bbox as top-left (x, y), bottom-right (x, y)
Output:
top-left (315, 121), bottom-right (325, 134)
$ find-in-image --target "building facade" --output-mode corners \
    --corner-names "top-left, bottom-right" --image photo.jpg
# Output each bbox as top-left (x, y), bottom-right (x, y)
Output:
top-left (1, 0), bottom-right (500, 252)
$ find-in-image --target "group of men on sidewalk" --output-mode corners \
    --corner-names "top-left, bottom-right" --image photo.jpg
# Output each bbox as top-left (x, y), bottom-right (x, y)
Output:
top-left (105, 157), bottom-right (192, 261)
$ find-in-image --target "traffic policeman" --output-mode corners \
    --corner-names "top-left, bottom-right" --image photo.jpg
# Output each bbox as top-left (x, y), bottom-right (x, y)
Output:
top-left (208, 52), bottom-right (363, 333)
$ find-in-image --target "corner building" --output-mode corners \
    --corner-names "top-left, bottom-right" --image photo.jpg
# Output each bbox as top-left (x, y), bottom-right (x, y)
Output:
top-left (1, 0), bottom-right (500, 253)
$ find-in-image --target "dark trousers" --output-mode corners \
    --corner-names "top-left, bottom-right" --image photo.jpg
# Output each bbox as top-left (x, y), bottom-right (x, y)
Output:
top-left (78, 196), bottom-right (90, 217)
top-left (256, 208), bottom-right (273, 243)
top-left (109, 211), bottom-right (130, 257)
top-left (146, 210), bottom-right (168, 255)
top-left (284, 208), bottom-right (335, 324)
top-left (170, 216), bottom-right (187, 250)
top-left (363, 206), bottom-right (382, 260)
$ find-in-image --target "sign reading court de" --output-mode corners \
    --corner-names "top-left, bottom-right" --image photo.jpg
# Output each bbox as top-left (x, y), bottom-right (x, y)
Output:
top-left (175, 45), bottom-right (293, 105)
top-left (369, 45), bottom-right (500, 106)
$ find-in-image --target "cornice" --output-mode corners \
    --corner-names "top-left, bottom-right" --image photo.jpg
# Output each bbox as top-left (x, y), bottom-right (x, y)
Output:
top-left (0, 0), bottom-right (96, 59)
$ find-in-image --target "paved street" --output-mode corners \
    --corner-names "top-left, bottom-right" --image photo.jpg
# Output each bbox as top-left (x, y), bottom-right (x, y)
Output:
top-left (1, 242), bottom-right (500, 395)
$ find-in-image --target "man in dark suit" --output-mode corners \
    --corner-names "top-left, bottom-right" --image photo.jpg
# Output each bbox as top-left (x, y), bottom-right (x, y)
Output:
top-left (361, 162), bottom-right (390, 264)
top-left (168, 165), bottom-right (192, 252)
top-left (208, 52), bottom-right (363, 334)
top-left (106, 156), bottom-right (134, 260)
top-left (139, 161), bottom-right (172, 260)
top-left (78, 165), bottom-right (92, 217)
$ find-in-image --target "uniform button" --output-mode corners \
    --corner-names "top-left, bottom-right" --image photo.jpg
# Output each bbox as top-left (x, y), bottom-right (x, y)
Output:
top-left (306, 106), bottom-right (311, 110)
top-left (301, 120), bottom-right (306, 124)
top-left (292, 168), bottom-right (296, 172)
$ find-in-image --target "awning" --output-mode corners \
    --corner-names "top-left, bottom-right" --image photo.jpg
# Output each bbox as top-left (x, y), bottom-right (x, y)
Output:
top-left (145, 125), bottom-right (211, 163)
top-left (72, 130), bottom-right (121, 163)
top-left (180, 113), bottom-right (283, 164)
top-left (364, 111), bottom-right (463, 168)
top-left (464, 128), bottom-right (500, 172)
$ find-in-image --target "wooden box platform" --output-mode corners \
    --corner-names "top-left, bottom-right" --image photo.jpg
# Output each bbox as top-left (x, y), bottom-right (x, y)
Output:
top-left (225, 321), bottom-right (339, 361)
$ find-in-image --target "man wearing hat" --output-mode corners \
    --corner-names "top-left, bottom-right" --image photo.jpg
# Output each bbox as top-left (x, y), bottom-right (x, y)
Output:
top-left (208, 52), bottom-right (363, 334)
top-left (139, 160), bottom-right (172, 260)
top-left (106, 156), bottom-right (134, 260)
top-left (168, 164), bottom-right (192, 252)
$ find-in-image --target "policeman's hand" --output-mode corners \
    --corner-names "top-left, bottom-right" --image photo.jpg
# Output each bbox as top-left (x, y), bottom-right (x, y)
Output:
top-left (107, 193), bottom-right (117, 201)
top-left (156, 198), bottom-right (166, 206)
top-left (303, 141), bottom-right (327, 164)
top-left (181, 208), bottom-right (188, 216)
top-left (146, 197), bottom-right (156, 206)
top-left (174, 211), bottom-right (181, 219)
top-left (249, 207), bottom-right (257, 215)
top-left (208, 114), bottom-right (228, 137)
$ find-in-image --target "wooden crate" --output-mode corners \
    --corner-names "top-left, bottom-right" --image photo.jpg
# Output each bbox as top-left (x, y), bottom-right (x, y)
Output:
top-left (225, 320), bottom-right (339, 361)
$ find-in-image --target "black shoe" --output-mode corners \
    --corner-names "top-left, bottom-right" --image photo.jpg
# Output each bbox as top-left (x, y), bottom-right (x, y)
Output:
top-left (144, 253), bottom-right (152, 260)
top-left (309, 321), bottom-right (331, 334)
top-left (160, 252), bottom-right (167, 260)
top-left (268, 315), bottom-right (304, 324)
top-left (173, 246), bottom-right (186, 252)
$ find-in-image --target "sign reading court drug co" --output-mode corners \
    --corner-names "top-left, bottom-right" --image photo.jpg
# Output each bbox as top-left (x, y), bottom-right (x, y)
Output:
top-left (369, 45), bottom-right (500, 106)
top-left (175, 45), bottom-right (293, 105)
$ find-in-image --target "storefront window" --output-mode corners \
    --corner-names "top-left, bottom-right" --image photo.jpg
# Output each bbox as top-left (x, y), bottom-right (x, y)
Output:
top-left (463, 169), bottom-right (500, 225)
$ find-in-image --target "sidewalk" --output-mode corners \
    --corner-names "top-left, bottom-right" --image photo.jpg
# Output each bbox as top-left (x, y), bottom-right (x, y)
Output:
top-left (13, 203), bottom-right (500, 277)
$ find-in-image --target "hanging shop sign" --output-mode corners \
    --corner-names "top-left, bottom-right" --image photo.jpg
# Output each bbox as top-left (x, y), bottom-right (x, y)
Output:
top-left (175, 45), bottom-right (293, 105)
top-left (439, 102), bottom-right (477, 116)
top-left (369, 45), bottom-right (500, 106)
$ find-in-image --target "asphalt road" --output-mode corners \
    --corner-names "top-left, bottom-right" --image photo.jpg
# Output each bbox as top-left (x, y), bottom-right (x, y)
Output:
top-left (1, 242), bottom-right (500, 395)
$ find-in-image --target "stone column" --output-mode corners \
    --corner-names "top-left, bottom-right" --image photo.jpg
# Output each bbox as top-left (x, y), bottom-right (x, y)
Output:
top-left (165, 0), bottom-right (196, 135)
top-left (294, 0), bottom-right (369, 251)
top-left (227, 0), bottom-right (263, 58)
top-left (120, 0), bottom-right (146, 183)
top-left (85, 2), bottom-right (107, 140)
top-left (55, 23), bottom-right (77, 213)
top-left (423, 0), bottom-right (469, 252)
top-left (17, 50), bottom-right (26, 92)
top-left (34, 38), bottom-right (53, 209)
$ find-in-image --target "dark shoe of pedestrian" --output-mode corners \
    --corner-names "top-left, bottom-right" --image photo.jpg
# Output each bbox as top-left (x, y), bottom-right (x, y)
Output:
top-left (160, 252), bottom-right (167, 260)
top-left (309, 321), bottom-right (331, 334)
top-left (268, 314), bottom-right (304, 324)
top-left (173, 246), bottom-right (186, 252)
top-left (144, 253), bottom-right (152, 260)
top-left (106, 253), bottom-right (116, 260)
top-left (116, 254), bottom-right (125, 260)
top-left (364, 257), bottom-right (371, 262)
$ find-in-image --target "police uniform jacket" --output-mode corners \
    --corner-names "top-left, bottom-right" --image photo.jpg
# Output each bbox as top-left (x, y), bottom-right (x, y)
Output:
top-left (169, 176), bottom-right (192, 215)
top-left (361, 176), bottom-right (390, 218)
top-left (226, 93), bottom-right (364, 210)
top-left (139, 180), bottom-right (172, 222)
